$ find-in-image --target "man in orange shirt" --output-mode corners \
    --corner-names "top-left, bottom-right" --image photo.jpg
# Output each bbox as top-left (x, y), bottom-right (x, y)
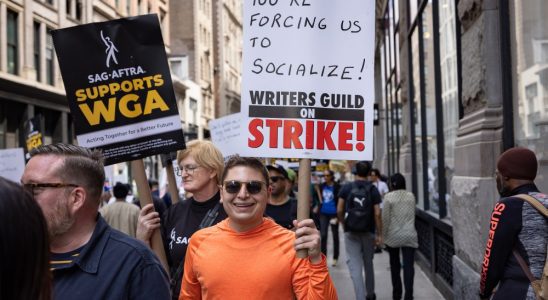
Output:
top-left (180, 156), bottom-right (337, 299)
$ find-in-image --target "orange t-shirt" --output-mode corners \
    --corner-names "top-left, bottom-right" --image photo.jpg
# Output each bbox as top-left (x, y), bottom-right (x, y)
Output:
top-left (180, 218), bottom-right (337, 300)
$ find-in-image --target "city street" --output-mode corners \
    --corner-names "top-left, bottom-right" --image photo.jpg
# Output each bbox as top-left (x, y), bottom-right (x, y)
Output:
top-left (326, 227), bottom-right (445, 300)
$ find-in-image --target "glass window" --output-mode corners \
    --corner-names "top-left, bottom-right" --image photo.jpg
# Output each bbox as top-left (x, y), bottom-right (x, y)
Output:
top-left (394, 0), bottom-right (399, 25)
top-left (409, 0), bottom-right (419, 24)
top-left (439, 0), bottom-right (459, 218)
top-left (46, 28), bottom-right (55, 85)
top-left (510, 0), bottom-right (548, 193)
top-left (422, 2), bottom-right (440, 214)
top-left (66, 0), bottom-right (72, 15)
top-left (34, 22), bottom-right (41, 82)
top-left (7, 10), bottom-right (19, 75)
top-left (76, 0), bottom-right (82, 20)
top-left (35, 108), bottom-right (62, 144)
top-left (411, 28), bottom-right (425, 209)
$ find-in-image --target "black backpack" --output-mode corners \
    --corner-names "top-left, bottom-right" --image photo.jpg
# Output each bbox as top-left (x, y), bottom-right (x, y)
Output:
top-left (344, 181), bottom-right (374, 232)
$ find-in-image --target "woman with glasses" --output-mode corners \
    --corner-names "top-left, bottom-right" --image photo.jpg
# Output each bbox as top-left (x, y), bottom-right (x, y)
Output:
top-left (382, 173), bottom-right (418, 300)
top-left (136, 140), bottom-right (226, 299)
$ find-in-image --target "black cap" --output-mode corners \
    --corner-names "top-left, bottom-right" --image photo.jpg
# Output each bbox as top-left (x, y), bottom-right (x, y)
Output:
top-left (266, 164), bottom-right (289, 179)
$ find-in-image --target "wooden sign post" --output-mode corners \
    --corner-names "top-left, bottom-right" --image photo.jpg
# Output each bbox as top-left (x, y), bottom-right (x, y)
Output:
top-left (132, 159), bottom-right (169, 273)
top-left (166, 163), bottom-right (180, 204)
top-left (296, 158), bottom-right (311, 258)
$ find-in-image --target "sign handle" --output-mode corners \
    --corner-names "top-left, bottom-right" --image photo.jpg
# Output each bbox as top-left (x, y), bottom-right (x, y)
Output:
top-left (131, 159), bottom-right (170, 274)
top-left (297, 158), bottom-right (311, 258)
top-left (166, 163), bottom-right (180, 204)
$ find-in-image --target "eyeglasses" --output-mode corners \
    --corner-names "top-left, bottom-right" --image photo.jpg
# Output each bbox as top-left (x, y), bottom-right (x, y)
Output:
top-left (177, 165), bottom-right (200, 176)
top-left (269, 176), bottom-right (285, 183)
top-left (223, 180), bottom-right (266, 195)
top-left (22, 182), bottom-right (79, 198)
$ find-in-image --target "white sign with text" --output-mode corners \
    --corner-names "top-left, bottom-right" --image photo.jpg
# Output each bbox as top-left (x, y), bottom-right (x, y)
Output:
top-left (209, 113), bottom-right (242, 158)
top-left (240, 0), bottom-right (375, 160)
top-left (0, 148), bottom-right (26, 183)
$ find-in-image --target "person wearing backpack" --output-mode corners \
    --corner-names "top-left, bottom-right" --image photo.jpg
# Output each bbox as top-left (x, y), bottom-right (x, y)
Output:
top-left (479, 147), bottom-right (548, 300)
top-left (337, 161), bottom-right (383, 300)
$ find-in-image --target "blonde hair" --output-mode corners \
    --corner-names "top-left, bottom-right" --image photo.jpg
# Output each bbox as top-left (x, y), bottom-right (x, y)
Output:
top-left (177, 140), bottom-right (224, 184)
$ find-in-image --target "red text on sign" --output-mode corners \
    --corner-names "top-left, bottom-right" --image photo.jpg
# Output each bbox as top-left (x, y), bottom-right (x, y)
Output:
top-left (248, 118), bottom-right (365, 152)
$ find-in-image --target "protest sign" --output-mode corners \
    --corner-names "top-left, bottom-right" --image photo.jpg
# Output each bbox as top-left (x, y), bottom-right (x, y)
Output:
top-left (52, 14), bottom-right (185, 165)
top-left (0, 148), bottom-right (25, 183)
top-left (241, 0), bottom-right (375, 160)
top-left (22, 115), bottom-right (44, 158)
top-left (209, 113), bottom-right (242, 158)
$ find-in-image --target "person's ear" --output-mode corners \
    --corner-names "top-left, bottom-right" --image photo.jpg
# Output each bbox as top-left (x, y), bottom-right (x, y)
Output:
top-left (69, 187), bottom-right (86, 213)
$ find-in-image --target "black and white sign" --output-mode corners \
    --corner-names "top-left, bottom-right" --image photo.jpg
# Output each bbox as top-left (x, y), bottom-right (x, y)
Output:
top-left (52, 14), bottom-right (185, 165)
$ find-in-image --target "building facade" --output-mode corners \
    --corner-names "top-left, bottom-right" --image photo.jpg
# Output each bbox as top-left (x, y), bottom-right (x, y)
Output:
top-left (375, 0), bottom-right (548, 299)
top-left (0, 0), bottom-right (180, 184)
top-left (212, 0), bottom-right (242, 117)
top-left (170, 0), bottom-right (215, 138)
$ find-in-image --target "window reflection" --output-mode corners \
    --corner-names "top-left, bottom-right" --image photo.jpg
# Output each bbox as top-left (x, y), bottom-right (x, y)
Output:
top-left (422, 2), bottom-right (439, 214)
top-left (511, 0), bottom-right (548, 192)
top-left (439, 0), bottom-right (459, 218)
top-left (411, 28), bottom-right (424, 209)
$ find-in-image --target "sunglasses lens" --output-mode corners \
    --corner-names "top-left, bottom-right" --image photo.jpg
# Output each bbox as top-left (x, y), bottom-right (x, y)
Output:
top-left (271, 176), bottom-right (284, 183)
top-left (246, 181), bottom-right (263, 194)
top-left (225, 181), bottom-right (242, 194)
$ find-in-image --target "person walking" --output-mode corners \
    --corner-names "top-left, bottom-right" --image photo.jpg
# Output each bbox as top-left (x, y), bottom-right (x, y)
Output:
top-left (180, 156), bottom-right (337, 299)
top-left (337, 161), bottom-right (383, 300)
top-left (136, 140), bottom-right (227, 299)
top-left (100, 182), bottom-right (141, 237)
top-left (479, 147), bottom-right (547, 300)
top-left (369, 168), bottom-right (389, 198)
top-left (319, 170), bottom-right (341, 266)
top-left (382, 173), bottom-right (418, 300)
top-left (21, 143), bottom-right (170, 299)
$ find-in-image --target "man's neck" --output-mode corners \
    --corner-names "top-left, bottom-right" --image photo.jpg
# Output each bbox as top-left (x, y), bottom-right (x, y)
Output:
top-left (115, 197), bottom-right (125, 202)
top-left (50, 218), bottom-right (97, 254)
top-left (228, 217), bottom-right (263, 233)
top-left (269, 194), bottom-right (289, 205)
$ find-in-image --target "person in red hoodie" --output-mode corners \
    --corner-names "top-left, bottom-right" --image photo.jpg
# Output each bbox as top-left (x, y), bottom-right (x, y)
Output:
top-left (180, 156), bottom-right (337, 299)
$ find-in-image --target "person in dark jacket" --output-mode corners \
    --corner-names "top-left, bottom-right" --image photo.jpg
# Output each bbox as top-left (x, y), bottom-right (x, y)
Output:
top-left (21, 143), bottom-right (169, 300)
top-left (479, 147), bottom-right (547, 300)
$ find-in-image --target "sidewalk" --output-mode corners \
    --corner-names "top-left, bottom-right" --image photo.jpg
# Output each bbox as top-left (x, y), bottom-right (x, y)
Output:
top-left (326, 227), bottom-right (445, 300)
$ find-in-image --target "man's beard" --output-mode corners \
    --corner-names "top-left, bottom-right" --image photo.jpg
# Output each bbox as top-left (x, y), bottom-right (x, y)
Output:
top-left (497, 177), bottom-right (511, 197)
top-left (47, 200), bottom-right (75, 239)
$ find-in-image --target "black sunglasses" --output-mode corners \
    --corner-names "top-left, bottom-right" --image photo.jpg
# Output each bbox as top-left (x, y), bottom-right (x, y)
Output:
top-left (223, 180), bottom-right (266, 195)
top-left (270, 176), bottom-right (285, 183)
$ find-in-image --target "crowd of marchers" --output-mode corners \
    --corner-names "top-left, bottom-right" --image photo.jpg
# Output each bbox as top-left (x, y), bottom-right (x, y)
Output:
top-left (0, 142), bottom-right (545, 300)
